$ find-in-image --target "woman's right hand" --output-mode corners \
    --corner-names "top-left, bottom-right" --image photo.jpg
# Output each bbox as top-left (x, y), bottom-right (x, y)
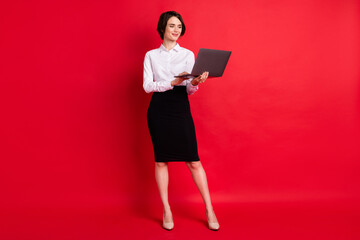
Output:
top-left (171, 72), bottom-right (190, 86)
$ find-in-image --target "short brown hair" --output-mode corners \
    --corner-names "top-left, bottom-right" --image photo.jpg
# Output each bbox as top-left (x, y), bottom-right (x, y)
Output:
top-left (157, 11), bottom-right (186, 40)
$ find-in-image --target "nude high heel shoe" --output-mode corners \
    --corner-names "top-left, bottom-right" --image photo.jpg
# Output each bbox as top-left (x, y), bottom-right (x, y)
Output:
top-left (162, 212), bottom-right (174, 230)
top-left (206, 209), bottom-right (220, 231)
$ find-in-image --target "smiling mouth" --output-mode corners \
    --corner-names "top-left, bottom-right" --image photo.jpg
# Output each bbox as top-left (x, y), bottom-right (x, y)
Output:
top-left (172, 34), bottom-right (179, 36)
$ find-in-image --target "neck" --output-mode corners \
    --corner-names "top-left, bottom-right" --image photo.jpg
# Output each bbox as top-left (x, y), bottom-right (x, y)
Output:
top-left (162, 39), bottom-right (177, 51)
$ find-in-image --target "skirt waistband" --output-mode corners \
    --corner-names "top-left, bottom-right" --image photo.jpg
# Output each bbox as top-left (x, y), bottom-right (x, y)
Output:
top-left (153, 86), bottom-right (186, 96)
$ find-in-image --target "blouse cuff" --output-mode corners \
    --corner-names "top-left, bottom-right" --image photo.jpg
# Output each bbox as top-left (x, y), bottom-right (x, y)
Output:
top-left (166, 81), bottom-right (174, 90)
top-left (186, 80), bottom-right (199, 95)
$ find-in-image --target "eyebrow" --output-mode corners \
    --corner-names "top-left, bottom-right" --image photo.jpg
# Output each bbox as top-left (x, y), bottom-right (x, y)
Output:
top-left (169, 23), bottom-right (182, 27)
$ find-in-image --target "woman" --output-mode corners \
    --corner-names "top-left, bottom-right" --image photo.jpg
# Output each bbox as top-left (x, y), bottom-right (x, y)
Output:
top-left (143, 11), bottom-right (220, 231)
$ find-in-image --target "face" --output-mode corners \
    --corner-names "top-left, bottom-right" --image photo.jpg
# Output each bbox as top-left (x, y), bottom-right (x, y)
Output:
top-left (163, 16), bottom-right (182, 41)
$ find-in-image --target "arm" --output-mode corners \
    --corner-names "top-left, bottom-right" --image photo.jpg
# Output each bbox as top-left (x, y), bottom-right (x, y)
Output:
top-left (185, 51), bottom-right (199, 95)
top-left (143, 52), bottom-right (173, 93)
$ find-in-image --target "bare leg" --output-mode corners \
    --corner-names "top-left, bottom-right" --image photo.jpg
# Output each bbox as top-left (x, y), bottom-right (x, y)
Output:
top-left (185, 161), bottom-right (219, 224)
top-left (155, 162), bottom-right (173, 223)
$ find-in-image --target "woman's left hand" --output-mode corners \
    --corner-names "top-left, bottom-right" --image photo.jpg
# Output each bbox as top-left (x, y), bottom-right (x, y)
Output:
top-left (191, 71), bottom-right (209, 86)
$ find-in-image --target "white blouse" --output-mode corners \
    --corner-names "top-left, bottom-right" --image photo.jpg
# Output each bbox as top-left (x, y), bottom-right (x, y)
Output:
top-left (143, 43), bottom-right (199, 95)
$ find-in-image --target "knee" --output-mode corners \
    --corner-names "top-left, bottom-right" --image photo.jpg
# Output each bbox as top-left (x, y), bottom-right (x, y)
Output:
top-left (155, 162), bottom-right (168, 168)
top-left (185, 161), bottom-right (201, 170)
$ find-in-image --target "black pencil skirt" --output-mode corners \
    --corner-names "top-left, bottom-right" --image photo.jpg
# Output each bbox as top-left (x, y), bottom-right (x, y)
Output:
top-left (147, 86), bottom-right (200, 162)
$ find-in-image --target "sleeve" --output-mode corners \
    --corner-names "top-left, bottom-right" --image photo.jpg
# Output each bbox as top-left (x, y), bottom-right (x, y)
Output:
top-left (185, 51), bottom-right (199, 95)
top-left (143, 52), bottom-right (173, 93)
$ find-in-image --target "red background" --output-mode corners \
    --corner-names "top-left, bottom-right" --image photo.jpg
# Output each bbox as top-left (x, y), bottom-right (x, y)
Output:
top-left (1, 0), bottom-right (359, 239)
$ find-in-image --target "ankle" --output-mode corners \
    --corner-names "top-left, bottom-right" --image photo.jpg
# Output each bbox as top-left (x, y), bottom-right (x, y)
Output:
top-left (163, 205), bottom-right (171, 212)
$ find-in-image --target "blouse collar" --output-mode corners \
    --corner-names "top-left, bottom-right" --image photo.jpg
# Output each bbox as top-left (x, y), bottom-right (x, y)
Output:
top-left (160, 43), bottom-right (181, 52)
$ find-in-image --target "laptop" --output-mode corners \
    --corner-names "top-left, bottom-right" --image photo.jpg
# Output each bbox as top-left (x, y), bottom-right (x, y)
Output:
top-left (174, 48), bottom-right (232, 78)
